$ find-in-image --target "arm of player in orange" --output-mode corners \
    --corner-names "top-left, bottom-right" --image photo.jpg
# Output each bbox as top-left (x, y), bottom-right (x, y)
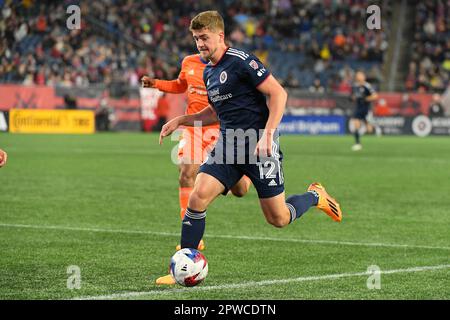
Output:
top-left (141, 76), bottom-right (188, 93)
top-left (154, 78), bottom-right (188, 93)
top-left (159, 105), bottom-right (218, 145)
top-left (254, 74), bottom-right (288, 157)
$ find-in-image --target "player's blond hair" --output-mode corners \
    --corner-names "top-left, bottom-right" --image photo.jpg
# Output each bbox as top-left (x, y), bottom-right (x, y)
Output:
top-left (189, 11), bottom-right (224, 33)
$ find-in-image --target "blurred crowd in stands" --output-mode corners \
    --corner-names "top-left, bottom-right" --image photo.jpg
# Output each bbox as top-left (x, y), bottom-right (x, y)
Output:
top-left (0, 0), bottom-right (446, 94)
top-left (226, 0), bottom-right (389, 93)
top-left (405, 0), bottom-right (450, 93)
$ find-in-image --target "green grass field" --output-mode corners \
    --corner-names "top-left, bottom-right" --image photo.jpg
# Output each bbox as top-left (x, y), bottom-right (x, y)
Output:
top-left (0, 133), bottom-right (449, 300)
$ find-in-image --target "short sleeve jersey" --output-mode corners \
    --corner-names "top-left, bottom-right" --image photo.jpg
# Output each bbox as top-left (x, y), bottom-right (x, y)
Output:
top-left (203, 47), bottom-right (271, 134)
top-left (179, 54), bottom-right (210, 114)
top-left (352, 82), bottom-right (376, 110)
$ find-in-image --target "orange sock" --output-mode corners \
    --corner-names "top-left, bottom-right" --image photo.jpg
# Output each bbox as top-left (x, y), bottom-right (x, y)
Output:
top-left (179, 187), bottom-right (193, 220)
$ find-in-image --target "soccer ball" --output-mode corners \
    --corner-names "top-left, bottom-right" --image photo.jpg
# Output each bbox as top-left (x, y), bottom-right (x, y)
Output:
top-left (170, 248), bottom-right (208, 287)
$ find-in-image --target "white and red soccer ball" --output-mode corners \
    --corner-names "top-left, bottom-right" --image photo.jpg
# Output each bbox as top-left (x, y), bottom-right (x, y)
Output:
top-left (170, 248), bottom-right (208, 287)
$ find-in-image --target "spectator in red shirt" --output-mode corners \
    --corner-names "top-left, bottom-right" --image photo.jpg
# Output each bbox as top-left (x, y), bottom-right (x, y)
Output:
top-left (152, 93), bottom-right (170, 132)
top-left (373, 98), bottom-right (392, 116)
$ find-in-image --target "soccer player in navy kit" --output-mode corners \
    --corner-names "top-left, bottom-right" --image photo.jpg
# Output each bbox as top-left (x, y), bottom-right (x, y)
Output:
top-left (156, 11), bottom-right (343, 285)
top-left (350, 71), bottom-right (379, 151)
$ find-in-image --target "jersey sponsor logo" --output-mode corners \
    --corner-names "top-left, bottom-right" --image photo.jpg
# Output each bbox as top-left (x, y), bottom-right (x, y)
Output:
top-left (257, 68), bottom-right (266, 77)
top-left (210, 92), bottom-right (233, 103)
top-left (188, 84), bottom-right (207, 95)
top-left (220, 71), bottom-right (227, 84)
top-left (208, 87), bottom-right (233, 103)
top-left (209, 88), bottom-right (220, 96)
top-left (249, 59), bottom-right (259, 70)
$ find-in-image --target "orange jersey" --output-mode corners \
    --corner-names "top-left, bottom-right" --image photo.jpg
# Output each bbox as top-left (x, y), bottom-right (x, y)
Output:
top-left (154, 54), bottom-right (215, 116)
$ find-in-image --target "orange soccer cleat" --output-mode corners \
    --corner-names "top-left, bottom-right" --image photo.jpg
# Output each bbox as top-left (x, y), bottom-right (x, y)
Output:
top-left (176, 239), bottom-right (205, 251)
top-left (307, 183), bottom-right (343, 222)
top-left (155, 274), bottom-right (176, 285)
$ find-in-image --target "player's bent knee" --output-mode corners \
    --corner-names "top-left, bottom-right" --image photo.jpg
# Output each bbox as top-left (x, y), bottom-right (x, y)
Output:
top-left (265, 214), bottom-right (289, 228)
top-left (230, 179), bottom-right (251, 198)
top-left (232, 191), bottom-right (245, 198)
top-left (230, 188), bottom-right (247, 198)
top-left (266, 217), bottom-right (288, 228)
top-left (179, 172), bottom-right (196, 187)
top-left (179, 167), bottom-right (197, 187)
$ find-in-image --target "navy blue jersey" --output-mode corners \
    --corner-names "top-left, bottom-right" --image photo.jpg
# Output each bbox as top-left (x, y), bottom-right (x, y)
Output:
top-left (199, 48), bottom-right (285, 199)
top-left (203, 47), bottom-right (270, 134)
top-left (352, 82), bottom-right (376, 110)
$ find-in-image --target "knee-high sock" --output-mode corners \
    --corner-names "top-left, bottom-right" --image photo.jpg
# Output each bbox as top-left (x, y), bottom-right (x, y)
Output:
top-left (354, 130), bottom-right (360, 144)
top-left (180, 207), bottom-right (206, 249)
top-left (179, 187), bottom-right (192, 220)
top-left (286, 191), bottom-right (319, 223)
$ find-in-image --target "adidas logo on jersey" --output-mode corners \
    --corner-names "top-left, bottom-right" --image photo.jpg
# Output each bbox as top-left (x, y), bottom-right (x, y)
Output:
top-left (268, 179), bottom-right (278, 187)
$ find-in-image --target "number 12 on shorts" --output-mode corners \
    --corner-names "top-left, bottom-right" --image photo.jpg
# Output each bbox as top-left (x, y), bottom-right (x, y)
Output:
top-left (256, 160), bottom-right (277, 179)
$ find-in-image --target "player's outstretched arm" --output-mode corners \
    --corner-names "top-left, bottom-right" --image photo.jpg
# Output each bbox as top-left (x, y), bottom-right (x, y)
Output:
top-left (0, 149), bottom-right (7, 168)
top-left (141, 76), bottom-right (188, 93)
top-left (159, 105), bottom-right (218, 145)
top-left (255, 74), bottom-right (288, 156)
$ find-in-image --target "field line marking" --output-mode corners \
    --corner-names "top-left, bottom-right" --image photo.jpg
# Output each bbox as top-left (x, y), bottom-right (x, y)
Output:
top-left (72, 264), bottom-right (450, 300)
top-left (1, 222), bottom-right (449, 251)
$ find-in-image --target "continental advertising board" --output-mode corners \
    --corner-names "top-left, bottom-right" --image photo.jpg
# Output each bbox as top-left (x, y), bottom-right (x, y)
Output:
top-left (9, 109), bottom-right (95, 134)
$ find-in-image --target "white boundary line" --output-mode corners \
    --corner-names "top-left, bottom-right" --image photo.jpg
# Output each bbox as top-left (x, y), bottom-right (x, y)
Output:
top-left (72, 264), bottom-right (450, 300)
top-left (1, 223), bottom-right (449, 251)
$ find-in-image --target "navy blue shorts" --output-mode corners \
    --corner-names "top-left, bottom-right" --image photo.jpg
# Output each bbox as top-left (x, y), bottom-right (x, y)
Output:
top-left (198, 136), bottom-right (285, 199)
top-left (353, 107), bottom-right (369, 120)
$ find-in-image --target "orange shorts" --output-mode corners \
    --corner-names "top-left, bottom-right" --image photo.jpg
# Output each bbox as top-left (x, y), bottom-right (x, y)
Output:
top-left (177, 126), bottom-right (219, 165)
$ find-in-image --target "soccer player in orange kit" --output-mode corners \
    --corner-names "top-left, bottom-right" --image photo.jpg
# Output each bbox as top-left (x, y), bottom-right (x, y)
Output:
top-left (141, 54), bottom-right (252, 260)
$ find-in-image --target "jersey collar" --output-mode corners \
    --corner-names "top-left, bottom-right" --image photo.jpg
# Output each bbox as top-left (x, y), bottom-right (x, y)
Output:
top-left (198, 55), bottom-right (209, 64)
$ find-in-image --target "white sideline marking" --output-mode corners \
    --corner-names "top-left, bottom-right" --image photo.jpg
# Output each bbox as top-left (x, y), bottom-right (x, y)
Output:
top-left (1, 223), bottom-right (449, 251)
top-left (72, 264), bottom-right (450, 300)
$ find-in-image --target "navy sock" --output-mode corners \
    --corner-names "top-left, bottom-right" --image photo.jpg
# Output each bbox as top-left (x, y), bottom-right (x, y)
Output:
top-left (286, 191), bottom-right (319, 223)
top-left (354, 130), bottom-right (360, 144)
top-left (180, 207), bottom-right (206, 249)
